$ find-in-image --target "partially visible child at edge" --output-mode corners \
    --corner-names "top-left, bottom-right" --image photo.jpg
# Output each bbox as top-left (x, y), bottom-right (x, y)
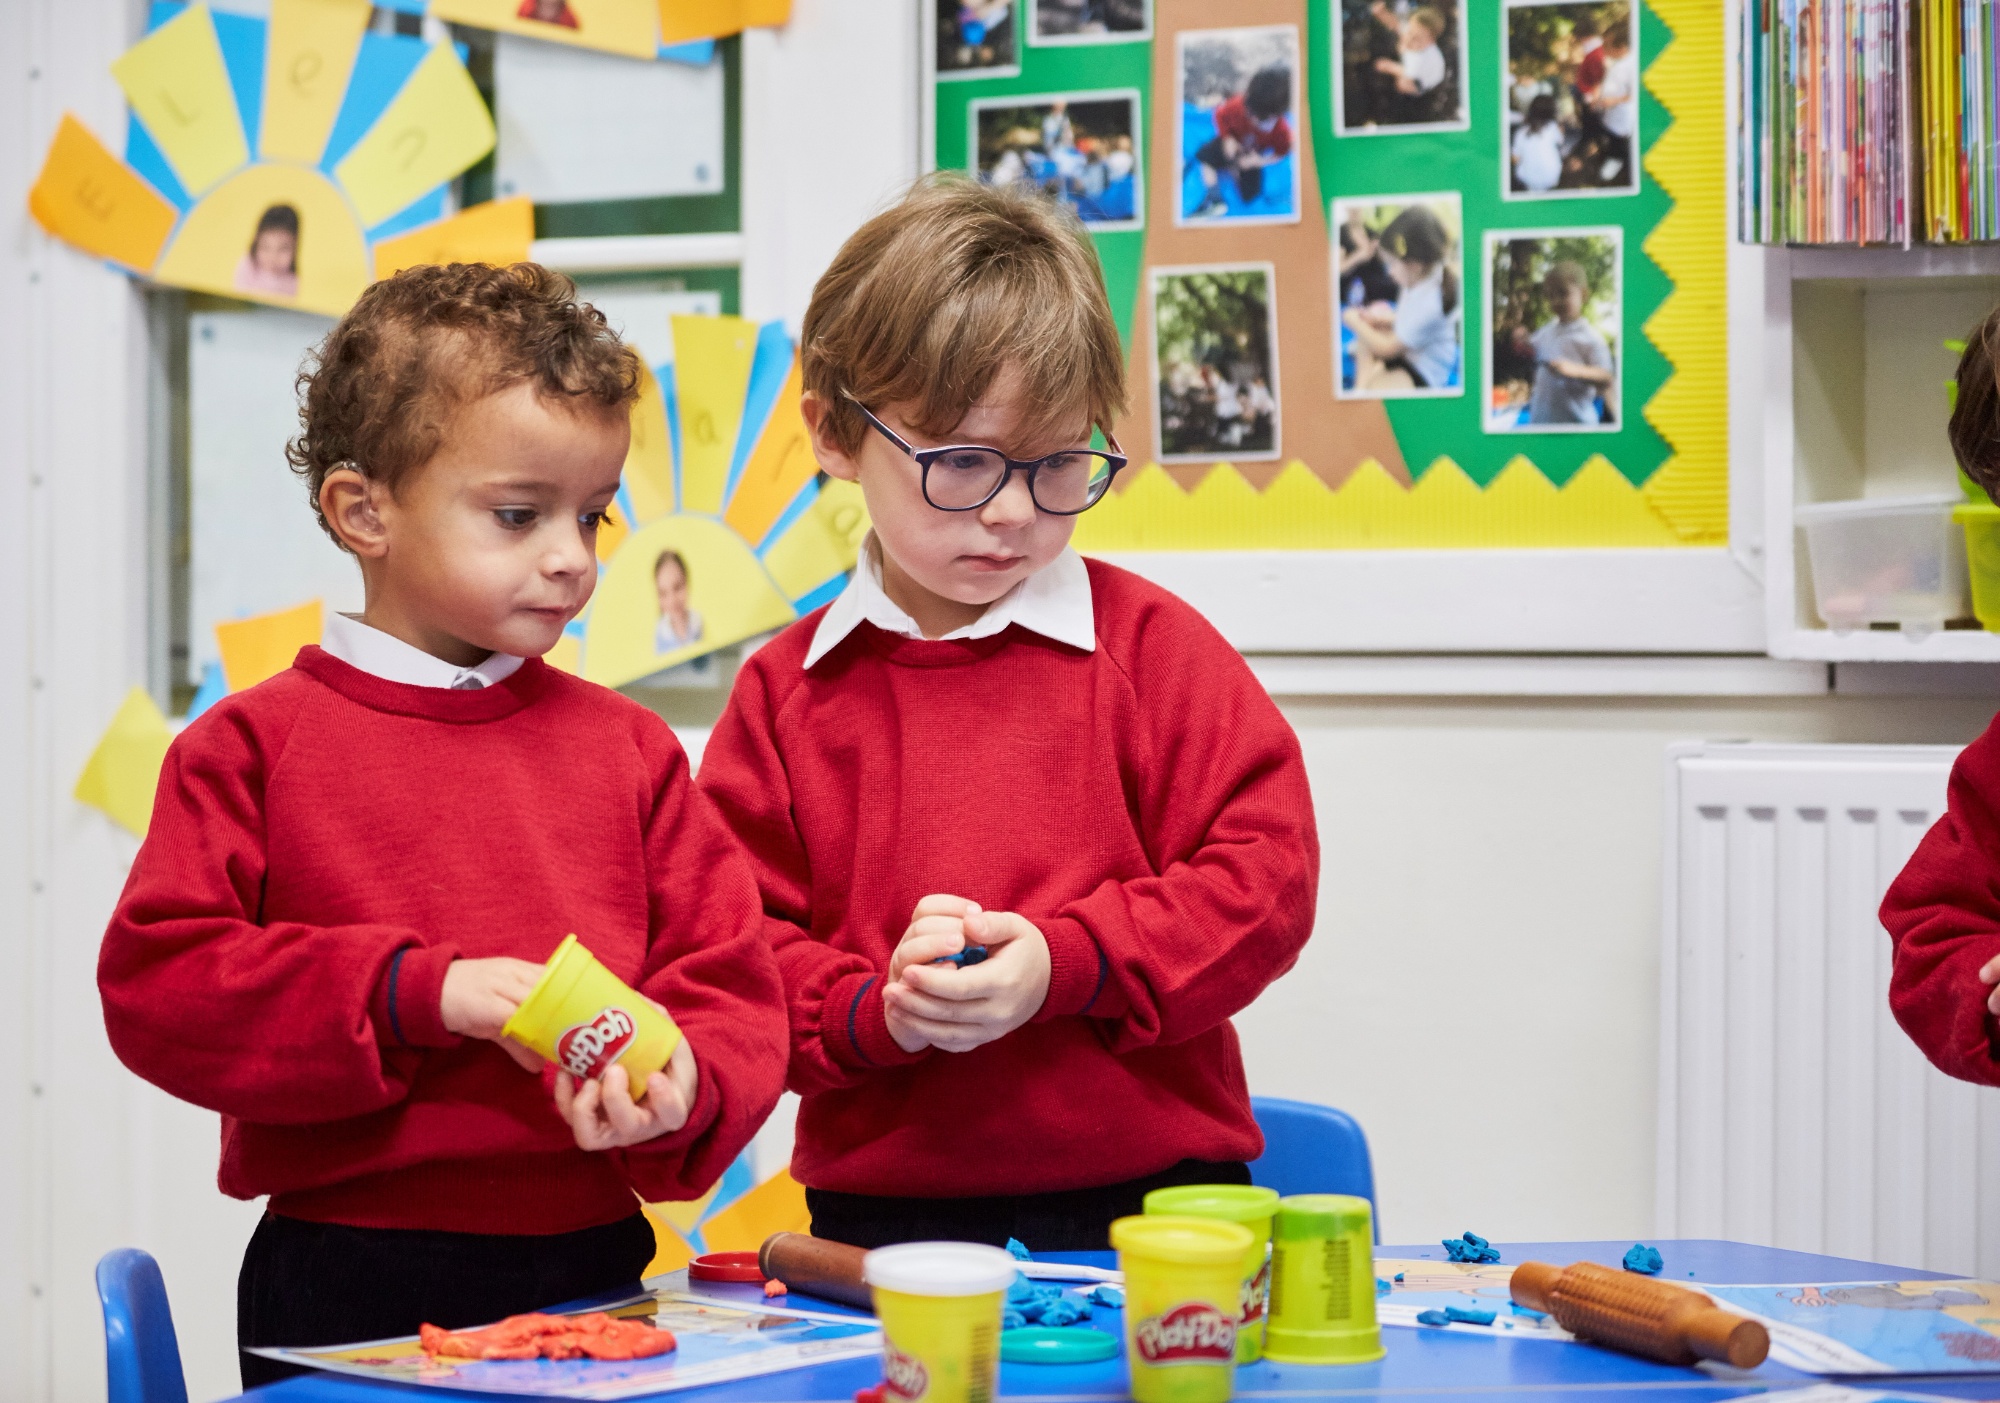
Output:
top-left (698, 178), bottom-right (1318, 1252)
top-left (1883, 307), bottom-right (2000, 1087)
top-left (97, 263), bottom-right (786, 1384)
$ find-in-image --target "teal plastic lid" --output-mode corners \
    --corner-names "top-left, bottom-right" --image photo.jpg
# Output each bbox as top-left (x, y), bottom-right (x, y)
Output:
top-left (999, 1327), bottom-right (1120, 1364)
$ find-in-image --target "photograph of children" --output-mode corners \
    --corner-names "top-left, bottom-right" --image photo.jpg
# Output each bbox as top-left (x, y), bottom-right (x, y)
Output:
top-left (1504, 1), bottom-right (1638, 196)
top-left (1336, 0), bottom-right (1468, 135)
top-left (1177, 26), bottom-right (1300, 226)
top-left (1333, 194), bottom-right (1464, 399)
top-left (233, 203), bottom-right (300, 300)
top-left (973, 92), bottom-right (1142, 229)
top-left (1151, 264), bottom-right (1281, 462)
top-left (639, 547), bottom-right (715, 687)
top-left (937, 0), bottom-right (1019, 79)
top-left (1030, 0), bottom-right (1148, 43)
top-left (1484, 228), bottom-right (1621, 432)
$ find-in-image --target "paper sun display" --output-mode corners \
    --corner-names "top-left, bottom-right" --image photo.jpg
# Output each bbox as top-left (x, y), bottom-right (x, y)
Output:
top-left (29, 0), bottom-right (525, 318)
top-left (391, 0), bottom-right (791, 61)
top-left (574, 315), bottom-right (867, 688)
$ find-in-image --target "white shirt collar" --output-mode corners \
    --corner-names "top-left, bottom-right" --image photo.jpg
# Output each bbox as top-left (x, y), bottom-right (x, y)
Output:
top-left (803, 534), bottom-right (1095, 669)
top-left (320, 611), bottom-right (526, 690)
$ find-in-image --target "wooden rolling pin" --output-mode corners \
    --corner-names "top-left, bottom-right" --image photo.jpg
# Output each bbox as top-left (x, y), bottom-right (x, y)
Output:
top-left (1510, 1261), bottom-right (1769, 1368)
top-left (760, 1232), bottom-right (873, 1310)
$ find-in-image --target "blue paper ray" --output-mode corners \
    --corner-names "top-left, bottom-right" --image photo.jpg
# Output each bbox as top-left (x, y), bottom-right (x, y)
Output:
top-left (721, 322), bottom-right (795, 507)
top-left (210, 7), bottom-right (267, 159)
top-left (321, 29), bottom-right (429, 173)
top-left (124, 113), bottom-right (193, 210)
top-left (364, 188), bottom-right (448, 242)
top-left (754, 477), bottom-right (817, 557)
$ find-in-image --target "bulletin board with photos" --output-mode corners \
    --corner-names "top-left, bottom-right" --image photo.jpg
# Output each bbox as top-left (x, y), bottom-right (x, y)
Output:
top-left (926, 0), bottom-right (1727, 558)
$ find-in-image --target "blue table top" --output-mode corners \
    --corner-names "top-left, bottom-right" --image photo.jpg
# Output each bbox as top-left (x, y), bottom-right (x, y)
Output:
top-left (240, 1239), bottom-right (2000, 1402)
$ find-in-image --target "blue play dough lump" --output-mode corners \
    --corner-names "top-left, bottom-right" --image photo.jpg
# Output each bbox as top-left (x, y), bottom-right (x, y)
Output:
top-left (1623, 1243), bottom-right (1664, 1275)
top-left (1005, 1237), bottom-right (1031, 1260)
top-left (1444, 1305), bottom-right (1496, 1326)
top-left (1089, 1285), bottom-right (1124, 1308)
top-left (1417, 1310), bottom-right (1452, 1326)
top-left (1510, 1302), bottom-right (1547, 1320)
top-left (1376, 1278), bottom-right (1391, 1297)
top-left (939, 946), bottom-right (990, 967)
top-left (1442, 1231), bottom-right (1501, 1264)
top-left (1039, 1295), bottom-right (1090, 1327)
top-left (1002, 1307), bottom-right (1027, 1330)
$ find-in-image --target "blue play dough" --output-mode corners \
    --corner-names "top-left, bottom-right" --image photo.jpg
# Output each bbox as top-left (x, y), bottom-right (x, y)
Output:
top-left (1510, 1302), bottom-right (1547, 1320)
top-left (1376, 1278), bottom-right (1391, 1297)
top-left (1417, 1310), bottom-right (1451, 1326)
top-left (1006, 1238), bottom-right (1031, 1261)
top-left (938, 946), bottom-right (990, 967)
top-left (1444, 1305), bottom-right (1496, 1326)
top-left (1089, 1285), bottom-right (1124, 1308)
top-left (1442, 1231), bottom-right (1501, 1264)
top-left (1623, 1243), bottom-right (1664, 1275)
top-left (1002, 1307), bottom-right (1026, 1330)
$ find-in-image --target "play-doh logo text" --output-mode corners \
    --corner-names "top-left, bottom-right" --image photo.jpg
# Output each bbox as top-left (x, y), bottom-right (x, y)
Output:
top-left (881, 1343), bottom-right (929, 1400)
top-left (1134, 1303), bottom-right (1236, 1363)
top-left (557, 1008), bottom-right (637, 1079)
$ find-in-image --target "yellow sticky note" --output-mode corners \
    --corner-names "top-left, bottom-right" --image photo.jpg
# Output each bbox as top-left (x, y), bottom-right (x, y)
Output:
top-left (28, 115), bottom-right (179, 272)
top-left (333, 44), bottom-right (496, 229)
top-left (623, 364), bottom-right (677, 523)
top-left (371, 196), bottom-right (534, 280)
top-left (670, 315), bottom-right (759, 516)
top-left (260, 0), bottom-right (371, 165)
top-left (639, 1205), bottom-right (696, 1276)
top-left (697, 1168), bottom-right (810, 1253)
top-left (111, 4), bottom-right (251, 197)
top-left (215, 599), bottom-right (323, 694)
top-left (723, 363), bottom-right (816, 547)
top-left (74, 688), bottom-right (175, 839)
top-left (657, 0), bottom-right (790, 45)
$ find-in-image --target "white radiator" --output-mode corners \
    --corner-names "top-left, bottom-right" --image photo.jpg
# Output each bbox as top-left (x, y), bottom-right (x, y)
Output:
top-left (1657, 740), bottom-right (2000, 1276)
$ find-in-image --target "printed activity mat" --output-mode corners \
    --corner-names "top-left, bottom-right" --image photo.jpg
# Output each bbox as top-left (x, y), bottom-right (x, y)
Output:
top-left (1702, 1281), bottom-right (2000, 1376)
top-left (1373, 1258), bottom-right (1572, 1341)
top-left (249, 1288), bottom-right (882, 1400)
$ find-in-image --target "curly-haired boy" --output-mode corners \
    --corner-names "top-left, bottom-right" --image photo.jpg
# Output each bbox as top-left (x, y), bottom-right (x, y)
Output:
top-left (97, 263), bottom-right (785, 1383)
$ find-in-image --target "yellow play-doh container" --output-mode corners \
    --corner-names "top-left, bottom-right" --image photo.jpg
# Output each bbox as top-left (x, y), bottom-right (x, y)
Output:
top-left (863, 1242), bottom-right (1015, 1403)
top-left (1264, 1194), bottom-right (1385, 1365)
top-left (1143, 1185), bottom-right (1279, 1362)
top-left (1111, 1215), bottom-right (1254, 1403)
top-left (501, 934), bottom-right (682, 1094)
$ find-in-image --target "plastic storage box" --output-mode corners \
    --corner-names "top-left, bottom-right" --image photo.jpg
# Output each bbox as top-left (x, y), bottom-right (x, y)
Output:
top-left (1794, 493), bottom-right (1968, 638)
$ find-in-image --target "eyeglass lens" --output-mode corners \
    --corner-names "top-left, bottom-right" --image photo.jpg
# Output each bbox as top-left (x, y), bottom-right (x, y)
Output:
top-left (925, 449), bottom-right (1117, 513)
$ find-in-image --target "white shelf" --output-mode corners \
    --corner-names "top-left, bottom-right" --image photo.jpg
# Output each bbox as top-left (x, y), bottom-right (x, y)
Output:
top-left (1772, 626), bottom-right (2000, 663)
top-left (1784, 243), bottom-right (2000, 281)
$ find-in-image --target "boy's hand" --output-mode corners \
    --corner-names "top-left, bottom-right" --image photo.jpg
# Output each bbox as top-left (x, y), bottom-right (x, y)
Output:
top-left (440, 956), bottom-right (545, 1071)
top-left (1979, 953), bottom-right (2000, 1015)
top-left (555, 1034), bottom-right (700, 1150)
top-left (883, 907), bottom-right (1052, 1055)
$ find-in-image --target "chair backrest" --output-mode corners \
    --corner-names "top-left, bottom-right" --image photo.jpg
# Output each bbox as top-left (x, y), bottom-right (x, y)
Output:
top-left (1248, 1096), bottom-right (1381, 1241)
top-left (96, 1249), bottom-right (189, 1403)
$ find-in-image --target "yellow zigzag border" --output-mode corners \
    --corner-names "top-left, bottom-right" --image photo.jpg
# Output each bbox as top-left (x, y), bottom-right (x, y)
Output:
top-left (1076, 0), bottom-right (1728, 551)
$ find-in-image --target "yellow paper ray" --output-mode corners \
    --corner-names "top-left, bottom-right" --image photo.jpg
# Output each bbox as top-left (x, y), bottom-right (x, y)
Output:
top-left (698, 1168), bottom-right (810, 1254)
top-left (639, 1205), bottom-right (697, 1276)
top-left (432, 0), bottom-right (660, 60)
top-left (761, 478), bottom-right (869, 600)
top-left (624, 365), bottom-right (678, 522)
top-left (111, 4), bottom-right (251, 197)
top-left (259, 0), bottom-right (371, 165)
top-left (215, 599), bottom-right (324, 694)
top-left (652, 1182), bottom-right (719, 1237)
top-left (154, 163), bottom-right (372, 317)
top-left (657, 0), bottom-right (791, 45)
top-left (333, 44), bottom-right (496, 228)
top-left (28, 116), bottom-right (179, 272)
top-left (670, 315), bottom-right (759, 516)
top-left (545, 633), bottom-right (581, 674)
top-left (74, 688), bottom-right (175, 839)
top-left (596, 502), bottom-right (631, 563)
top-left (371, 196), bottom-right (534, 280)
top-left (722, 364), bottom-right (816, 546)
top-left (584, 517), bottom-right (794, 688)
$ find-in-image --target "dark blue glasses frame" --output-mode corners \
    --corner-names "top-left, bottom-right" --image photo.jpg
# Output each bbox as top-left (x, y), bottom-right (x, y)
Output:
top-left (846, 398), bottom-right (1127, 515)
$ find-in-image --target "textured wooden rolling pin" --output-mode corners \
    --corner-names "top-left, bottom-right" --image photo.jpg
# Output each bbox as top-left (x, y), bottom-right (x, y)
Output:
top-left (1509, 1261), bottom-right (1770, 1368)
top-left (759, 1232), bottom-right (874, 1310)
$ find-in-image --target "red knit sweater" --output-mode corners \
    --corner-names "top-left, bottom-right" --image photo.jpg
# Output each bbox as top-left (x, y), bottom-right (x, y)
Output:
top-left (699, 560), bottom-right (1318, 1197)
top-left (1882, 715), bottom-right (2000, 1086)
top-left (98, 649), bottom-right (786, 1234)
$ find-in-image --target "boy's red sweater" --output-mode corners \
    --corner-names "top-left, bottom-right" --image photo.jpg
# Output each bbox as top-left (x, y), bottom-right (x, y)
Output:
top-left (1882, 713), bottom-right (2000, 1086)
top-left (698, 560), bottom-right (1318, 1197)
top-left (98, 649), bottom-right (786, 1235)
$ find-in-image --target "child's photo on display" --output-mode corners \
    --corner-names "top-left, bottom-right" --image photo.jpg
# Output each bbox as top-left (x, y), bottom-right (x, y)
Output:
top-left (234, 203), bottom-right (300, 300)
top-left (937, 0), bottom-right (1019, 78)
top-left (1336, 0), bottom-right (1468, 134)
top-left (1333, 194), bottom-right (1464, 399)
top-left (1504, 0), bottom-right (1638, 196)
top-left (1177, 26), bottom-right (1300, 225)
top-left (1030, 0), bottom-right (1148, 43)
top-left (1151, 263), bottom-right (1281, 462)
top-left (1484, 228), bottom-right (1621, 432)
top-left (973, 92), bottom-right (1142, 229)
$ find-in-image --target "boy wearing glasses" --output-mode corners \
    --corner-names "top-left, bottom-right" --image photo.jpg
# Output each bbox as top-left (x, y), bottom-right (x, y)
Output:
top-left (699, 177), bottom-right (1318, 1250)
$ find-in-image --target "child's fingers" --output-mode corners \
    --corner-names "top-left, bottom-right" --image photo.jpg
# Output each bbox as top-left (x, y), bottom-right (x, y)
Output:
top-left (893, 1012), bottom-right (991, 1054)
top-left (643, 1071), bottom-right (692, 1133)
top-left (911, 894), bottom-right (981, 923)
top-left (1981, 953), bottom-right (2000, 984)
top-left (499, 1036), bottom-right (545, 1072)
top-left (893, 932), bottom-right (968, 977)
top-left (886, 980), bottom-right (990, 1023)
top-left (554, 1069), bottom-right (577, 1118)
top-left (965, 910), bottom-right (1038, 946)
top-left (1988, 984), bottom-right (2000, 1018)
top-left (897, 962), bottom-right (999, 1004)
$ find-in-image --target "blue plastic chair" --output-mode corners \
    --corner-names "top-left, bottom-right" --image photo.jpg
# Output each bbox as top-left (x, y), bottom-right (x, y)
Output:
top-left (96, 1249), bottom-right (189, 1403)
top-left (1248, 1096), bottom-right (1381, 1242)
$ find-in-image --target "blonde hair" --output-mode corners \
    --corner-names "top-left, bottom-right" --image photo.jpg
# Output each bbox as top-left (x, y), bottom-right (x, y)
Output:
top-left (801, 176), bottom-right (1126, 454)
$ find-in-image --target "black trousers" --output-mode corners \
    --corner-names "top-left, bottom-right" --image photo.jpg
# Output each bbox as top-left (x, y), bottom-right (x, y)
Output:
top-left (806, 1158), bottom-right (1251, 1253)
top-left (237, 1211), bottom-right (655, 1389)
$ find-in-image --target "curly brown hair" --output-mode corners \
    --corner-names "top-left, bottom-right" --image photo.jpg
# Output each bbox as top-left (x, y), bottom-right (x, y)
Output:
top-left (287, 262), bottom-right (642, 548)
top-left (1952, 306), bottom-right (2000, 502)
